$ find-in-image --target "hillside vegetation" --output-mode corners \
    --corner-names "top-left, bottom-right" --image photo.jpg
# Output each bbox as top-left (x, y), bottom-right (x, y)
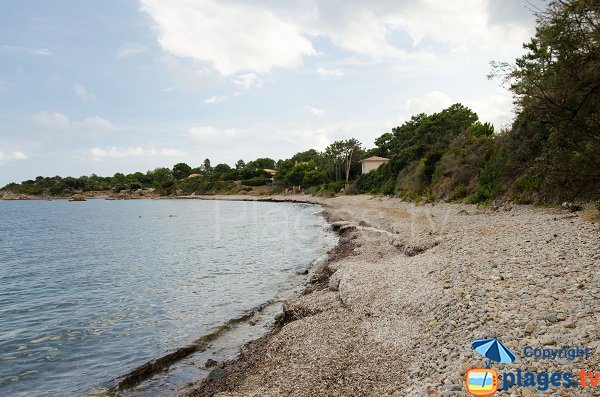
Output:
top-left (2, 0), bottom-right (598, 204)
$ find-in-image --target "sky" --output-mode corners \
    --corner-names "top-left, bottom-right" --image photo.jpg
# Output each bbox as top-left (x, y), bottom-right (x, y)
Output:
top-left (0, 0), bottom-right (545, 185)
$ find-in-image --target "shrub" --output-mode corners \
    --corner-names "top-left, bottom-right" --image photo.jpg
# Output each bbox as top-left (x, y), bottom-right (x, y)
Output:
top-left (241, 178), bottom-right (271, 186)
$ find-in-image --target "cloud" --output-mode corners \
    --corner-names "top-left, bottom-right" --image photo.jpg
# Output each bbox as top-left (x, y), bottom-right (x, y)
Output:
top-left (303, 105), bottom-right (325, 116)
top-left (0, 150), bottom-right (27, 164)
top-left (316, 67), bottom-right (344, 77)
top-left (32, 111), bottom-right (115, 134)
top-left (117, 42), bottom-right (148, 58)
top-left (74, 83), bottom-right (98, 102)
top-left (139, 0), bottom-right (316, 76)
top-left (405, 90), bottom-right (515, 128)
top-left (187, 123), bottom-right (330, 154)
top-left (1, 45), bottom-right (53, 56)
top-left (406, 91), bottom-right (453, 115)
top-left (189, 126), bottom-right (238, 141)
top-left (230, 72), bottom-right (263, 89)
top-left (90, 147), bottom-right (185, 161)
top-left (465, 92), bottom-right (515, 129)
top-left (204, 95), bottom-right (226, 104)
top-left (140, 1), bottom-right (536, 87)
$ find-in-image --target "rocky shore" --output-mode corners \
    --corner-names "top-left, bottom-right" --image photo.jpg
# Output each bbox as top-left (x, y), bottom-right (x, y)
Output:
top-left (181, 195), bottom-right (599, 397)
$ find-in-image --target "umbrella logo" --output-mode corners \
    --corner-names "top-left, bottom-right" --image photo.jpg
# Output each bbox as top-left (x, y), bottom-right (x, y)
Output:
top-left (465, 338), bottom-right (517, 396)
top-left (471, 338), bottom-right (517, 365)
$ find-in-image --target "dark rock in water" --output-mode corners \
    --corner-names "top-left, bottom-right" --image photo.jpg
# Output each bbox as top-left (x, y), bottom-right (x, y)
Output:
top-left (204, 359), bottom-right (218, 368)
top-left (207, 367), bottom-right (225, 380)
top-left (296, 268), bottom-right (309, 275)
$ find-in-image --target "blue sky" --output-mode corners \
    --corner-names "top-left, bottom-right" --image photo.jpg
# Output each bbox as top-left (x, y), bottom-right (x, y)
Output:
top-left (0, 0), bottom-right (543, 185)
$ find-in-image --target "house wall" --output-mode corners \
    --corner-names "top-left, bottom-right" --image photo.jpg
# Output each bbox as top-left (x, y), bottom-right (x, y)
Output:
top-left (361, 161), bottom-right (387, 174)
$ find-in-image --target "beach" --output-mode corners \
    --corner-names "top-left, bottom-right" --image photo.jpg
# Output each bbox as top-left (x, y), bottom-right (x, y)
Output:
top-left (181, 195), bottom-right (599, 397)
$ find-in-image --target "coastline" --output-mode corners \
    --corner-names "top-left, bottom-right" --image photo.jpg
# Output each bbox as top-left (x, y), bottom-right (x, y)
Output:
top-left (4, 194), bottom-right (598, 396)
top-left (100, 197), bottom-right (335, 397)
top-left (177, 195), bottom-right (599, 397)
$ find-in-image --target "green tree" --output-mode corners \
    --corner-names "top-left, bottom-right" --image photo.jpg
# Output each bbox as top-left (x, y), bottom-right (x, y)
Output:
top-left (491, 0), bottom-right (600, 200)
top-left (202, 158), bottom-right (212, 173)
top-left (341, 139), bottom-right (361, 188)
top-left (173, 162), bottom-right (193, 180)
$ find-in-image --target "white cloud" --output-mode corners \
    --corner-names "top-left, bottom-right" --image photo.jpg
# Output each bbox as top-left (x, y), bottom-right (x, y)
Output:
top-left (139, 0), bottom-right (316, 76)
top-left (465, 92), bottom-right (515, 129)
top-left (396, 0), bottom-right (531, 56)
top-left (303, 105), bottom-right (325, 116)
top-left (32, 111), bottom-right (115, 134)
top-left (316, 67), bottom-right (344, 77)
top-left (231, 73), bottom-right (263, 89)
top-left (117, 42), bottom-right (148, 58)
top-left (90, 147), bottom-right (185, 161)
top-left (406, 91), bottom-right (453, 115)
top-left (0, 150), bottom-right (27, 164)
top-left (139, 1), bottom-right (535, 90)
top-left (189, 126), bottom-right (238, 141)
top-left (74, 83), bottom-right (97, 102)
top-left (82, 115), bottom-right (115, 131)
top-left (405, 90), bottom-right (515, 128)
top-left (204, 95), bottom-right (227, 104)
top-left (1, 45), bottom-right (53, 56)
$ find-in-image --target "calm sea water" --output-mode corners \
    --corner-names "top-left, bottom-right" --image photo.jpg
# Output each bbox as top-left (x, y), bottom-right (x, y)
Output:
top-left (0, 199), bottom-right (335, 397)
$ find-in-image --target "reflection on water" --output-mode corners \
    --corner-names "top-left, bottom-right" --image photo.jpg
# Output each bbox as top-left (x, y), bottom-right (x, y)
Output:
top-left (0, 199), bottom-right (336, 397)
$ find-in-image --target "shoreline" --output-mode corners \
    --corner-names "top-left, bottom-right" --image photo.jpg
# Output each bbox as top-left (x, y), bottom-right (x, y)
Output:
top-left (101, 197), bottom-right (336, 397)
top-left (177, 195), bottom-right (598, 397)
top-left (3, 194), bottom-right (598, 396)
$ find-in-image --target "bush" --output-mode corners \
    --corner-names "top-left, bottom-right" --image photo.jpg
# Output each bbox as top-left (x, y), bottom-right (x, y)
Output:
top-left (241, 178), bottom-right (271, 186)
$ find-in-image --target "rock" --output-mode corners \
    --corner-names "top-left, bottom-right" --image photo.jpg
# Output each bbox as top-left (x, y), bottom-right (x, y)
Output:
top-left (561, 202), bottom-right (582, 212)
top-left (207, 367), bottom-right (226, 380)
top-left (524, 322), bottom-right (536, 335)
top-left (545, 313), bottom-right (558, 323)
top-left (204, 358), bottom-right (218, 368)
top-left (70, 194), bottom-right (86, 202)
top-left (330, 221), bottom-right (350, 230)
top-left (563, 319), bottom-right (577, 329)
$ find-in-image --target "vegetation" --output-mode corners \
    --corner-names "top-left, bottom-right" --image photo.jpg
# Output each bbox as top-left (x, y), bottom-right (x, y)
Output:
top-left (357, 0), bottom-right (599, 204)
top-left (2, 1), bottom-right (598, 204)
top-left (1, 141), bottom-right (367, 197)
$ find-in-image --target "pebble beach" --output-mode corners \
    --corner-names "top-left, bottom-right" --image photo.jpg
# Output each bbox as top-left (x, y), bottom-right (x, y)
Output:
top-left (182, 195), bottom-right (599, 397)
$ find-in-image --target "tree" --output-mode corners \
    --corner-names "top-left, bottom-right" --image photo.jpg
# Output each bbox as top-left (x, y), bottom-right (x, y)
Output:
top-left (470, 121), bottom-right (494, 138)
top-left (246, 157), bottom-right (276, 170)
top-left (235, 159), bottom-right (246, 170)
top-left (491, 0), bottom-right (600, 200)
top-left (341, 138), bottom-right (361, 188)
top-left (202, 158), bottom-right (212, 173)
top-left (324, 141), bottom-right (345, 182)
top-left (172, 162), bottom-right (192, 180)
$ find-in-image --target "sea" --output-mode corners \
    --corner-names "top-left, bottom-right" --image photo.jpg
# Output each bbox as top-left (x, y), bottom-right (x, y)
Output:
top-left (0, 199), bottom-right (336, 397)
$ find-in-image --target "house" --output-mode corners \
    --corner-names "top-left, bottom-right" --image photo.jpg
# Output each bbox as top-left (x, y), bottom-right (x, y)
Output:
top-left (359, 156), bottom-right (390, 174)
top-left (188, 173), bottom-right (201, 178)
top-left (263, 168), bottom-right (277, 176)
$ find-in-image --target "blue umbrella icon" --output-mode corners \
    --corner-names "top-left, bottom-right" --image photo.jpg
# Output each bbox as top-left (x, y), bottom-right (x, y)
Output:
top-left (472, 338), bottom-right (517, 365)
top-left (471, 338), bottom-right (516, 391)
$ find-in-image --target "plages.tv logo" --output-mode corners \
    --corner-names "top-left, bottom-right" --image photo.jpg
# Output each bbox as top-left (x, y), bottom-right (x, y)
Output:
top-left (465, 338), bottom-right (516, 396)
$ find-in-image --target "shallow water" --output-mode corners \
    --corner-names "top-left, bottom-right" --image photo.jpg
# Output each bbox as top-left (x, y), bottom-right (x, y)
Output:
top-left (0, 199), bottom-right (336, 397)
